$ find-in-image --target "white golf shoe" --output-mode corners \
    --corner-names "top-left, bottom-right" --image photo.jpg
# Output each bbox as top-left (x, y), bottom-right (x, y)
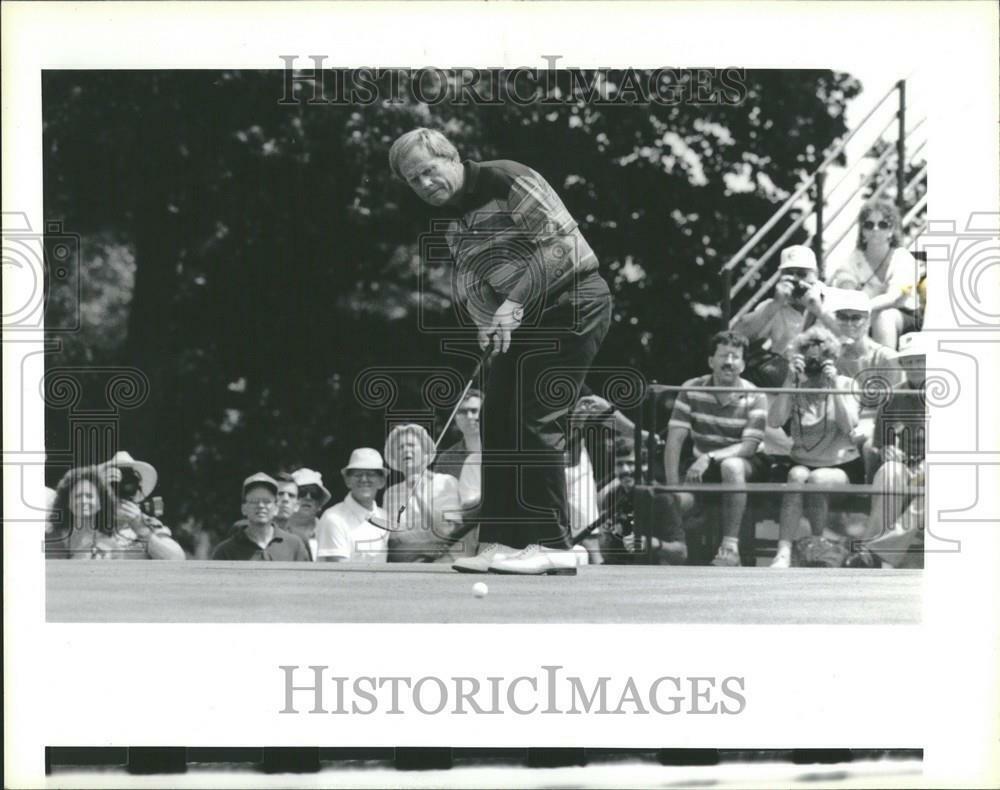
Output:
top-left (452, 543), bottom-right (517, 574)
top-left (488, 545), bottom-right (579, 575)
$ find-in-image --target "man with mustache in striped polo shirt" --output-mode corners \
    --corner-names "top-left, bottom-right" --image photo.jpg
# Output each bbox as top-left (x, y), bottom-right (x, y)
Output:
top-left (663, 330), bottom-right (770, 567)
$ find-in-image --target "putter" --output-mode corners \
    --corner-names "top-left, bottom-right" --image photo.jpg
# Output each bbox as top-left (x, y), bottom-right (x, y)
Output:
top-left (369, 343), bottom-right (494, 532)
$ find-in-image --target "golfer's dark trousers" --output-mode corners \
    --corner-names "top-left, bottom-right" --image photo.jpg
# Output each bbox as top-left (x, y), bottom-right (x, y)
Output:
top-left (478, 272), bottom-right (613, 550)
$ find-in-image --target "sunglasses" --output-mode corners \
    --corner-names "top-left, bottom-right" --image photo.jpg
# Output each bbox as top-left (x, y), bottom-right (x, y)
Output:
top-left (835, 312), bottom-right (868, 324)
top-left (862, 220), bottom-right (892, 230)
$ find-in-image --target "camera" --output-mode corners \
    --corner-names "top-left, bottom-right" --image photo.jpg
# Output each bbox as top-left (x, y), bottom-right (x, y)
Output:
top-left (803, 357), bottom-right (831, 377)
top-left (790, 279), bottom-right (809, 299)
top-left (113, 468), bottom-right (165, 518)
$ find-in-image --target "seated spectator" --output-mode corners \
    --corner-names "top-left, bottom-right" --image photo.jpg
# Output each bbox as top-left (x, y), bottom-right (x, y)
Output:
top-left (825, 199), bottom-right (921, 349)
top-left (861, 332), bottom-right (929, 568)
top-left (315, 449), bottom-right (390, 562)
top-left (768, 327), bottom-right (862, 568)
top-left (434, 388), bottom-right (483, 509)
top-left (383, 423), bottom-right (465, 562)
top-left (599, 435), bottom-right (686, 565)
top-left (734, 245), bottom-right (830, 388)
top-left (46, 459), bottom-right (184, 560)
top-left (212, 473), bottom-right (310, 561)
top-left (825, 288), bottom-right (904, 480)
top-left (664, 330), bottom-right (770, 567)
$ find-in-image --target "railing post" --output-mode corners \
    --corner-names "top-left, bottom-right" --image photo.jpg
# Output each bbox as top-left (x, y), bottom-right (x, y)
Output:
top-left (722, 269), bottom-right (732, 325)
top-left (896, 79), bottom-right (906, 210)
top-left (812, 170), bottom-right (826, 273)
top-left (634, 387), bottom-right (645, 486)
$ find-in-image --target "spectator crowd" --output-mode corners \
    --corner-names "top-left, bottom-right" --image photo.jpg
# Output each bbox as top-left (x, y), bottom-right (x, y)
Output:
top-left (44, 199), bottom-right (928, 570)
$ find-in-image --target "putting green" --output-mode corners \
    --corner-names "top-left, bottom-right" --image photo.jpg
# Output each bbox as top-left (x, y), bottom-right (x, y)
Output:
top-left (45, 562), bottom-right (920, 624)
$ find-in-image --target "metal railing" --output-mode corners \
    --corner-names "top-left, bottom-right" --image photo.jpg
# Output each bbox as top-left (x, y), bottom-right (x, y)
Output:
top-left (631, 381), bottom-right (925, 488)
top-left (722, 78), bottom-right (928, 324)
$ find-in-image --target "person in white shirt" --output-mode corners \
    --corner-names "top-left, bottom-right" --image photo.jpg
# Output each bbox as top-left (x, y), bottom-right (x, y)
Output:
top-left (315, 450), bottom-right (389, 562)
top-left (824, 199), bottom-right (921, 350)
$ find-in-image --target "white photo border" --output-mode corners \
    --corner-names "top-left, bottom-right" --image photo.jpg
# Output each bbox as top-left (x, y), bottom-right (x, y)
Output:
top-left (4, 1), bottom-right (999, 787)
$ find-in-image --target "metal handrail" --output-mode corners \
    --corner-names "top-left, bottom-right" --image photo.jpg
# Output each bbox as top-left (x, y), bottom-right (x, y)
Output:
top-left (723, 78), bottom-right (928, 321)
top-left (904, 163), bottom-right (928, 197)
top-left (645, 383), bottom-right (924, 397)
top-left (907, 137), bottom-right (926, 163)
top-left (902, 193), bottom-right (929, 229)
top-left (823, 114), bottom-right (898, 200)
top-left (822, 114), bottom-right (928, 264)
top-left (732, 268), bottom-right (783, 323)
top-left (720, 80), bottom-right (902, 276)
top-left (820, 141), bottom-right (899, 231)
top-left (648, 482), bottom-right (924, 497)
top-left (730, 208), bottom-right (812, 298)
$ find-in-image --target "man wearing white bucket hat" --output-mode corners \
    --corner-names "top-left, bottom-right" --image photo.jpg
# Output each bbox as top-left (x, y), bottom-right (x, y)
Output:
top-left (315, 449), bottom-right (390, 562)
top-left (861, 332), bottom-right (930, 568)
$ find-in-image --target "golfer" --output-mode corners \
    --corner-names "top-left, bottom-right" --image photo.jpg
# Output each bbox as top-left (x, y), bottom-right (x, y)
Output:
top-left (389, 128), bottom-right (612, 575)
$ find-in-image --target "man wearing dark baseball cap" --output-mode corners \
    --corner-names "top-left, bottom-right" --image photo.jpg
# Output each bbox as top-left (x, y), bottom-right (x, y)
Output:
top-left (212, 472), bottom-right (310, 561)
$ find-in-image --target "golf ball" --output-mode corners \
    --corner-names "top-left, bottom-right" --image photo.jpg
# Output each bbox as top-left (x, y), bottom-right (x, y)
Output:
top-left (472, 582), bottom-right (489, 598)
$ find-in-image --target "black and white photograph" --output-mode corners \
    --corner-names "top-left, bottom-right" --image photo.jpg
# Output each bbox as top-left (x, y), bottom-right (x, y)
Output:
top-left (4, 2), bottom-right (999, 788)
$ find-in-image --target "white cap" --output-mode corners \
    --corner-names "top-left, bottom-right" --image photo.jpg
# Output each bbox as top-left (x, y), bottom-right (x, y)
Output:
top-left (242, 472), bottom-right (279, 498)
top-left (291, 468), bottom-right (332, 505)
top-left (826, 288), bottom-right (871, 314)
top-left (897, 332), bottom-right (931, 359)
top-left (340, 447), bottom-right (387, 476)
top-left (778, 245), bottom-right (818, 272)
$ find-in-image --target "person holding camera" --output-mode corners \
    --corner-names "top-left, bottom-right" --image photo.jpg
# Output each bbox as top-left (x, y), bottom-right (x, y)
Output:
top-left (768, 327), bottom-right (862, 568)
top-left (46, 453), bottom-right (185, 560)
top-left (598, 435), bottom-right (687, 566)
top-left (734, 245), bottom-right (831, 389)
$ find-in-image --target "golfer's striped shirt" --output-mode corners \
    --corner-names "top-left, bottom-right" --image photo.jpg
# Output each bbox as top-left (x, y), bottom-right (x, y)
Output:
top-left (445, 160), bottom-right (599, 318)
top-left (668, 375), bottom-right (767, 455)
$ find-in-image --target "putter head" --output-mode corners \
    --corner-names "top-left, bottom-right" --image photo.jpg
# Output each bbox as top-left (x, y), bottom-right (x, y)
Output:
top-left (367, 514), bottom-right (388, 531)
